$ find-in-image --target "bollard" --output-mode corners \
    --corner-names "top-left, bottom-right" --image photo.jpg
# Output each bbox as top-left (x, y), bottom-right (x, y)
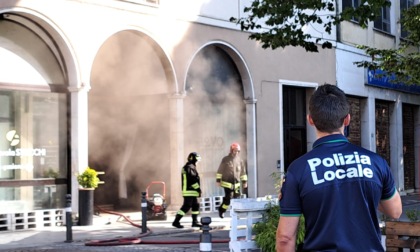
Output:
top-left (65, 194), bottom-right (73, 243)
top-left (141, 191), bottom-right (147, 234)
top-left (199, 216), bottom-right (212, 252)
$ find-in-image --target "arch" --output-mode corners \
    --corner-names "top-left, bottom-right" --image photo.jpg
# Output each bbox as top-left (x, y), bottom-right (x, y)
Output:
top-left (0, 7), bottom-right (85, 215)
top-left (184, 41), bottom-right (255, 101)
top-left (90, 26), bottom-right (178, 95)
top-left (89, 29), bottom-right (176, 208)
top-left (0, 8), bottom-right (81, 90)
top-left (184, 41), bottom-right (258, 197)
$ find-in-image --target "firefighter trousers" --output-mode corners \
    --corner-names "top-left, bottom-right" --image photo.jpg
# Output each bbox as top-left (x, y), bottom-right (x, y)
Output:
top-left (219, 187), bottom-right (241, 214)
top-left (178, 196), bottom-right (200, 215)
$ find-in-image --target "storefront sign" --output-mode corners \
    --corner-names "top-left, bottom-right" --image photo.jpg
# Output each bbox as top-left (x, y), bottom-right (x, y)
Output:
top-left (0, 130), bottom-right (46, 171)
top-left (366, 69), bottom-right (420, 94)
top-left (0, 148), bottom-right (47, 157)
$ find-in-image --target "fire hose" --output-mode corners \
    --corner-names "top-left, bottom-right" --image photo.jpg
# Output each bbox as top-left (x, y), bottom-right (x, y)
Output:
top-left (84, 206), bottom-right (230, 246)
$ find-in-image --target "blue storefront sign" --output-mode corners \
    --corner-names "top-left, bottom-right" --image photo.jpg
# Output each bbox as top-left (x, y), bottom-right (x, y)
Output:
top-left (366, 69), bottom-right (420, 94)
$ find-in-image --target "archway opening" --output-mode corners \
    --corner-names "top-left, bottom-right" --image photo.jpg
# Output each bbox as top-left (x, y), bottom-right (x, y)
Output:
top-left (185, 45), bottom-right (246, 197)
top-left (89, 30), bottom-right (172, 210)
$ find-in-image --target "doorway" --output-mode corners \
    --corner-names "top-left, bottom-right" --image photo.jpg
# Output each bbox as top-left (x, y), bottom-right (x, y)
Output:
top-left (283, 86), bottom-right (307, 171)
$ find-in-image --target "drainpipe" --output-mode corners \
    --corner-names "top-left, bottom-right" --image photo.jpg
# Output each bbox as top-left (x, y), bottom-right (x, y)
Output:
top-left (335, 0), bottom-right (341, 44)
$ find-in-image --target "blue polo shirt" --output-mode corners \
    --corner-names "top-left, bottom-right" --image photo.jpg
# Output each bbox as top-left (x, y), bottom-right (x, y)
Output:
top-left (280, 134), bottom-right (396, 252)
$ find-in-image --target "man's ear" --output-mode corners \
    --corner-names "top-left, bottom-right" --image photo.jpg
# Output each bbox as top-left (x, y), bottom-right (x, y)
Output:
top-left (344, 114), bottom-right (351, 126)
top-left (307, 114), bottom-right (315, 126)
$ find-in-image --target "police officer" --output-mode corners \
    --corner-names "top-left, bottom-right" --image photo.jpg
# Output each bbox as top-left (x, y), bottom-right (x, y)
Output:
top-left (276, 84), bottom-right (402, 251)
top-left (216, 143), bottom-right (247, 218)
top-left (172, 152), bottom-right (202, 228)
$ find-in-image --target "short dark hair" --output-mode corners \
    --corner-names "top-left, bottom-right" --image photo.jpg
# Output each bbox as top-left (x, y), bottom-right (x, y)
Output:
top-left (309, 84), bottom-right (350, 133)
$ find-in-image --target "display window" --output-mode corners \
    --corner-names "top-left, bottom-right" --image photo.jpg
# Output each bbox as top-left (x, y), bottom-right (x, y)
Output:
top-left (0, 90), bottom-right (68, 213)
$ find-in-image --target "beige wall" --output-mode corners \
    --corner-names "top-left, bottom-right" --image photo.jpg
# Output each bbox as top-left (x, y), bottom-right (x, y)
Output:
top-left (0, 0), bottom-right (337, 209)
top-left (340, 21), bottom-right (396, 50)
top-left (172, 24), bottom-right (337, 196)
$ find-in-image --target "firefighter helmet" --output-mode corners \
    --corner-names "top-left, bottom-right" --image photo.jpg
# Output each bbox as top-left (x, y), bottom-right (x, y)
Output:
top-left (188, 152), bottom-right (201, 162)
top-left (230, 142), bottom-right (241, 152)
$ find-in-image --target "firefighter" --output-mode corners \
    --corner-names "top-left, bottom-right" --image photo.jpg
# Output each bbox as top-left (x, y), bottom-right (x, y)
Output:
top-left (172, 152), bottom-right (202, 228)
top-left (216, 142), bottom-right (248, 218)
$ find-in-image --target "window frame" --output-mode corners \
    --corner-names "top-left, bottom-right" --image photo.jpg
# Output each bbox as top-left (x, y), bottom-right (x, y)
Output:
top-left (342, 0), bottom-right (361, 22)
top-left (400, 0), bottom-right (416, 38)
top-left (374, 4), bottom-right (391, 33)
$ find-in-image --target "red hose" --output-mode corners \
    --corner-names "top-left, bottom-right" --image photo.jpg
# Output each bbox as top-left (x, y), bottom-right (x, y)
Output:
top-left (94, 205), bottom-right (147, 230)
top-left (85, 237), bottom-right (142, 246)
top-left (85, 206), bottom-right (230, 246)
top-left (140, 239), bottom-right (230, 244)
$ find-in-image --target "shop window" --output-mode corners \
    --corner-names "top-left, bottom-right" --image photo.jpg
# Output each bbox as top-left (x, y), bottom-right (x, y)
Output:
top-left (0, 90), bottom-right (67, 212)
top-left (402, 104), bottom-right (416, 190)
top-left (0, 92), bottom-right (13, 181)
top-left (347, 96), bottom-right (362, 146)
top-left (375, 100), bottom-right (391, 164)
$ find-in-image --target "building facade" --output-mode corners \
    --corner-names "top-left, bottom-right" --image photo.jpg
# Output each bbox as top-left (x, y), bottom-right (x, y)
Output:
top-left (0, 0), bottom-right (418, 231)
top-left (337, 0), bottom-right (420, 192)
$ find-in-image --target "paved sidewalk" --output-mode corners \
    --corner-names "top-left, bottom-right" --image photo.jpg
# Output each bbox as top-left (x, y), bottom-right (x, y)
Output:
top-left (0, 193), bottom-right (419, 251)
top-left (0, 211), bottom-right (232, 251)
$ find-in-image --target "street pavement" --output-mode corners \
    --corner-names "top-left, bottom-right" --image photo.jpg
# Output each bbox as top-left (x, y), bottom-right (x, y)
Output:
top-left (0, 193), bottom-right (419, 252)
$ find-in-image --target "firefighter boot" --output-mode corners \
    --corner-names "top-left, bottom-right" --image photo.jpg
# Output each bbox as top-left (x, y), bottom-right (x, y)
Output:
top-left (191, 214), bottom-right (202, 228)
top-left (218, 206), bottom-right (225, 219)
top-left (172, 214), bottom-right (184, 229)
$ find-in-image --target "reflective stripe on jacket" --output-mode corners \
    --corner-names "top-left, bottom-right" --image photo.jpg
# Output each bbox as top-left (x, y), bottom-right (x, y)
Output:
top-left (182, 163), bottom-right (200, 197)
top-left (216, 154), bottom-right (247, 189)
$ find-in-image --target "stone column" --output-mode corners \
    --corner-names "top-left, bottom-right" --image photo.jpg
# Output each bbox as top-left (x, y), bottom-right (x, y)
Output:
top-left (168, 92), bottom-right (185, 209)
top-left (390, 99), bottom-right (404, 192)
top-left (361, 96), bottom-right (376, 151)
top-left (244, 98), bottom-right (257, 198)
top-left (68, 82), bottom-right (90, 215)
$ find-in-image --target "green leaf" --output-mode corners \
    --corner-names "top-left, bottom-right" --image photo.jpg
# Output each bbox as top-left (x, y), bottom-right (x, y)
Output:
top-left (230, 0), bottom-right (391, 52)
top-left (77, 167), bottom-right (100, 188)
